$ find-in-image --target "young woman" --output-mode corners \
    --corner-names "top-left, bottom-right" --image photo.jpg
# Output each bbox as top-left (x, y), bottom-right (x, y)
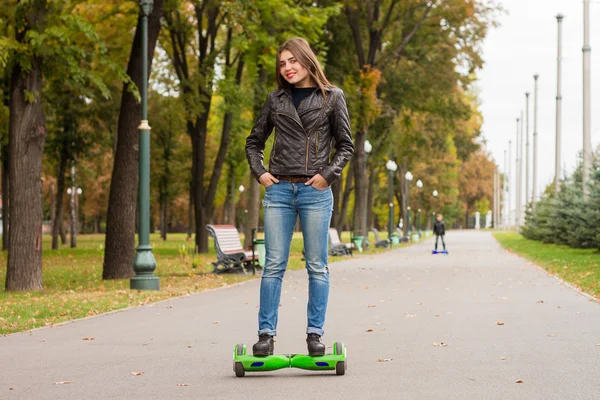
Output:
top-left (245, 38), bottom-right (354, 356)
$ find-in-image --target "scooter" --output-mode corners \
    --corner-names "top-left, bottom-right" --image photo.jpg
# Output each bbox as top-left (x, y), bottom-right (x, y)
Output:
top-left (233, 342), bottom-right (347, 377)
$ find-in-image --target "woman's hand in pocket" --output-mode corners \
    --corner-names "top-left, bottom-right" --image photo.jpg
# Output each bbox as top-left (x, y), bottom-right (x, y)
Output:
top-left (259, 172), bottom-right (279, 188)
top-left (306, 174), bottom-right (328, 190)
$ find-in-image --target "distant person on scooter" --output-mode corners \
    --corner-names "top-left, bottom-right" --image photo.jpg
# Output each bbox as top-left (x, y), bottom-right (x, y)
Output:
top-left (433, 214), bottom-right (446, 252)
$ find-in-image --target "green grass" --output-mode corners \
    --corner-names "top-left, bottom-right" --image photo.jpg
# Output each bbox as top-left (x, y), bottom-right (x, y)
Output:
top-left (0, 231), bottom-right (401, 335)
top-left (493, 232), bottom-right (600, 299)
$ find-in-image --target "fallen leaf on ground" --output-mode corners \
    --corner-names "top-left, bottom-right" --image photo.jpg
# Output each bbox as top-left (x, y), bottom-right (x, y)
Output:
top-left (366, 329), bottom-right (374, 332)
top-left (547, 334), bottom-right (557, 337)
top-left (368, 304), bottom-right (377, 308)
top-left (9, 388), bottom-right (14, 390)
top-left (435, 314), bottom-right (441, 317)
top-left (212, 321), bottom-right (219, 324)
top-left (433, 342), bottom-right (448, 347)
top-left (82, 337), bottom-right (95, 341)
top-left (500, 356), bottom-right (507, 360)
top-left (496, 322), bottom-right (505, 326)
top-left (177, 383), bottom-right (191, 387)
top-left (515, 379), bottom-right (524, 384)
top-left (377, 358), bottom-right (392, 362)
top-left (131, 372), bottom-right (143, 376)
top-left (595, 343), bottom-right (600, 347)
top-left (55, 381), bottom-right (73, 385)
top-left (187, 345), bottom-right (193, 348)
top-left (537, 300), bottom-right (545, 303)
top-left (405, 314), bottom-right (416, 318)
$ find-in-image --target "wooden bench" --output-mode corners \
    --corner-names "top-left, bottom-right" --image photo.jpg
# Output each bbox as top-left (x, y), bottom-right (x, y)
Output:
top-left (371, 228), bottom-right (390, 248)
top-left (329, 228), bottom-right (353, 256)
top-left (206, 224), bottom-right (257, 273)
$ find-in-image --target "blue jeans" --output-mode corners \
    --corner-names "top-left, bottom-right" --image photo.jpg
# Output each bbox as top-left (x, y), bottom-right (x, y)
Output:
top-left (258, 180), bottom-right (333, 337)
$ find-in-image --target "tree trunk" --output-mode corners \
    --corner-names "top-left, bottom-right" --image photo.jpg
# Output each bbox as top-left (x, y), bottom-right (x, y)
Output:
top-left (103, 0), bottom-right (164, 279)
top-left (187, 179), bottom-right (193, 240)
top-left (59, 217), bottom-right (67, 244)
top-left (352, 132), bottom-right (367, 237)
top-left (2, 146), bottom-right (9, 251)
top-left (331, 175), bottom-right (342, 228)
top-left (335, 159), bottom-right (354, 234)
top-left (6, 0), bottom-right (47, 291)
top-left (195, 56), bottom-right (243, 252)
top-left (244, 65), bottom-right (268, 250)
top-left (367, 164), bottom-right (377, 230)
top-left (223, 165), bottom-right (234, 225)
top-left (51, 148), bottom-right (68, 249)
top-left (244, 178), bottom-right (260, 250)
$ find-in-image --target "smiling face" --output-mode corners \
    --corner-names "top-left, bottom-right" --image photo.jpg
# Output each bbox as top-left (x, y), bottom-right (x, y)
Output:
top-left (279, 49), bottom-right (314, 88)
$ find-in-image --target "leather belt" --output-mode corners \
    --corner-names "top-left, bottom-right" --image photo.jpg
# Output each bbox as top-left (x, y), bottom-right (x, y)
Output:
top-left (274, 175), bottom-right (311, 183)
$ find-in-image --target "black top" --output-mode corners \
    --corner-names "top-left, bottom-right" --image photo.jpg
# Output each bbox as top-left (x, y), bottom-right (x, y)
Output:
top-left (433, 220), bottom-right (446, 236)
top-left (292, 87), bottom-right (316, 109)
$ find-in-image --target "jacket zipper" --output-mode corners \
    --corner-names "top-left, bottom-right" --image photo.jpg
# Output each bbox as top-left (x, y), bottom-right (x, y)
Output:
top-left (316, 131), bottom-right (319, 157)
top-left (273, 112), bottom-right (305, 133)
top-left (305, 137), bottom-right (310, 174)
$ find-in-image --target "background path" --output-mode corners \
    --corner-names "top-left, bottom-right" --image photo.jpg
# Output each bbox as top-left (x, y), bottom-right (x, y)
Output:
top-left (2, 231), bottom-right (599, 399)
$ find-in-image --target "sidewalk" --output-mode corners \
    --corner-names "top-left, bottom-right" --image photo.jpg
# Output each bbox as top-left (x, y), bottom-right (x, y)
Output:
top-left (1, 231), bottom-right (599, 400)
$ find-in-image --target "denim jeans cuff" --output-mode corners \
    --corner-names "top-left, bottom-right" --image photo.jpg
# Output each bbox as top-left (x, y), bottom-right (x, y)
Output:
top-left (258, 328), bottom-right (276, 336)
top-left (306, 327), bottom-right (324, 336)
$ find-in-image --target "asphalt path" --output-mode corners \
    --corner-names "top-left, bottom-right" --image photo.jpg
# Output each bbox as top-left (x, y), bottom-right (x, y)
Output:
top-left (1, 231), bottom-right (599, 400)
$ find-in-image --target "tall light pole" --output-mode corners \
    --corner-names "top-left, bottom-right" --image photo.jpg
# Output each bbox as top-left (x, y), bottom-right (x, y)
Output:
top-left (496, 166), bottom-right (500, 228)
top-left (416, 179), bottom-right (423, 237)
top-left (533, 74), bottom-right (539, 209)
top-left (516, 117), bottom-right (521, 232)
top-left (508, 140), bottom-right (512, 227)
top-left (504, 150), bottom-right (508, 229)
top-left (583, 1), bottom-right (592, 199)
top-left (555, 13), bottom-right (564, 193)
top-left (432, 190), bottom-right (438, 231)
top-left (364, 140), bottom-right (373, 234)
top-left (525, 93), bottom-right (530, 206)
top-left (405, 171), bottom-right (413, 239)
top-left (131, 0), bottom-right (159, 291)
top-left (386, 160), bottom-right (398, 244)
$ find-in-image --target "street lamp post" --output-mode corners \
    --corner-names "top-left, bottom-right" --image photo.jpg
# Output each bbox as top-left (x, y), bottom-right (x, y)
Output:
top-left (386, 160), bottom-right (398, 245)
top-left (405, 171), bottom-right (413, 239)
top-left (364, 140), bottom-right (373, 242)
top-left (583, 1), bottom-right (591, 199)
top-left (131, 0), bottom-right (159, 291)
top-left (555, 13), bottom-right (564, 193)
top-left (416, 179), bottom-right (423, 237)
top-left (238, 184), bottom-right (245, 232)
top-left (432, 189), bottom-right (438, 230)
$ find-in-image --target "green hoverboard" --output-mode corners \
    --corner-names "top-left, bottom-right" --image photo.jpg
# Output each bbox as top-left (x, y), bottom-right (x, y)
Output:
top-left (233, 342), bottom-right (347, 377)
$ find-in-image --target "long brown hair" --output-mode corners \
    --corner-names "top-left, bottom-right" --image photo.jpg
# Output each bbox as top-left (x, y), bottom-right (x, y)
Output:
top-left (276, 38), bottom-right (333, 99)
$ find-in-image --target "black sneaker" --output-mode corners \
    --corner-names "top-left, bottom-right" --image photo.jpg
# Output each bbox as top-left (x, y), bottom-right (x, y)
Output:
top-left (252, 334), bottom-right (274, 356)
top-left (306, 333), bottom-right (325, 356)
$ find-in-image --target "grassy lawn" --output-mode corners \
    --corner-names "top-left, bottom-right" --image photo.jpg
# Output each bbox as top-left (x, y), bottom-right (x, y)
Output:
top-left (0, 231), bottom-right (400, 335)
top-left (493, 232), bottom-right (600, 299)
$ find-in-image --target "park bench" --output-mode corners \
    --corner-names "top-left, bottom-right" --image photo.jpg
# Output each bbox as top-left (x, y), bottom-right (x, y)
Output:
top-left (371, 228), bottom-right (390, 248)
top-left (396, 227), bottom-right (409, 243)
top-left (329, 228), bottom-right (353, 256)
top-left (206, 224), bottom-right (257, 273)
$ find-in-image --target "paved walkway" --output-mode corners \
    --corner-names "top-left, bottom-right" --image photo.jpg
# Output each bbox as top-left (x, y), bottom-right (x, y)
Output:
top-left (2, 231), bottom-right (599, 399)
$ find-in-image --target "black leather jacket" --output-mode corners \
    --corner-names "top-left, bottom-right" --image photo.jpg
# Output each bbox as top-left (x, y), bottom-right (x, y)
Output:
top-left (433, 221), bottom-right (446, 236)
top-left (245, 86), bottom-right (354, 184)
